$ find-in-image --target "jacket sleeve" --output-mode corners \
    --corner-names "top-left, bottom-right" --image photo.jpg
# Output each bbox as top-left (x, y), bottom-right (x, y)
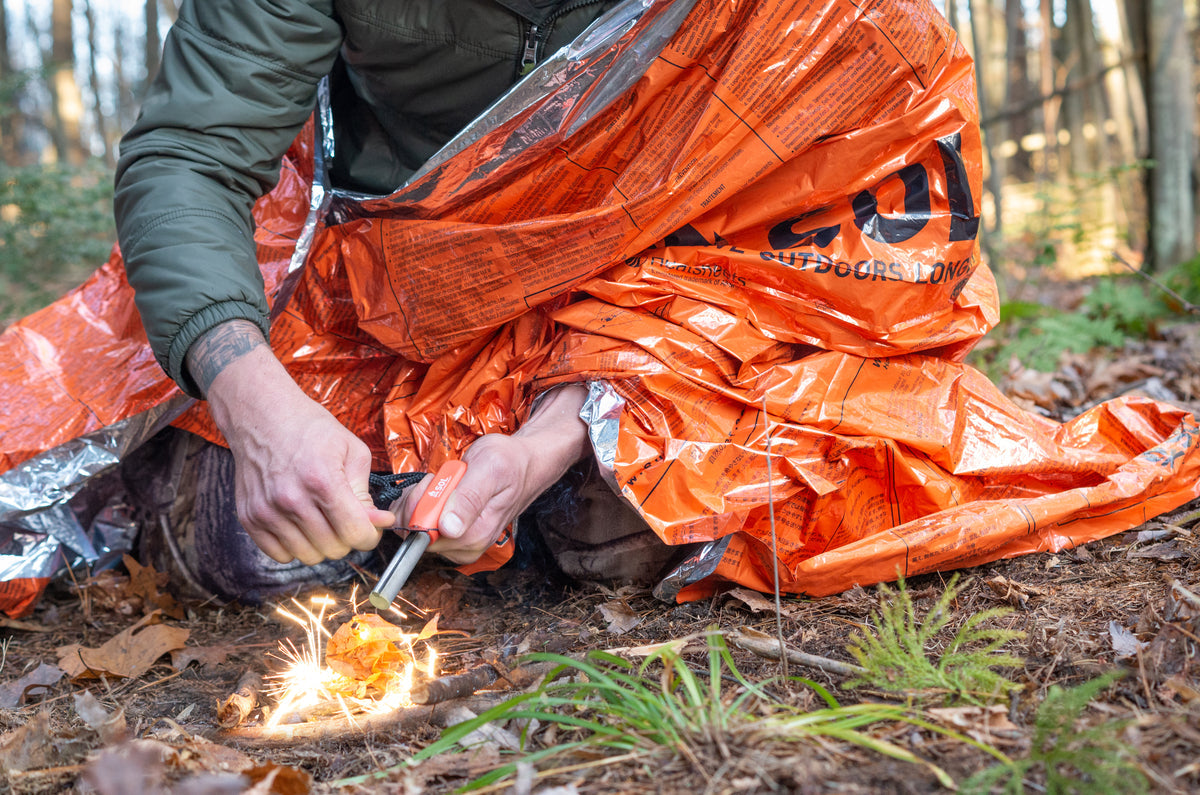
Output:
top-left (114, 0), bottom-right (343, 397)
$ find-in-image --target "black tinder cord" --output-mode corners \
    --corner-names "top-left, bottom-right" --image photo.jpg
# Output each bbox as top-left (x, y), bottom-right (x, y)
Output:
top-left (367, 471), bottom-right (428, 510)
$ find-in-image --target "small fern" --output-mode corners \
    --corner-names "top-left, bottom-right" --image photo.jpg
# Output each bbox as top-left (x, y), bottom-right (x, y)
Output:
top-left (961, 671), bottom-right (1147, 794)
top-left (845, 575), bottom-right (1024, 705)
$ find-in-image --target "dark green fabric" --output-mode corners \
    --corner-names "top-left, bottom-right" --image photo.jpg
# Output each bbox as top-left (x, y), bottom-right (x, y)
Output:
top-left (114, 0), bottom-right (615, 397)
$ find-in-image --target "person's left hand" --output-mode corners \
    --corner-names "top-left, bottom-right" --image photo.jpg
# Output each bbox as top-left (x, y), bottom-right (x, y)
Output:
top-left (396, 385), bottom-right (590, 564)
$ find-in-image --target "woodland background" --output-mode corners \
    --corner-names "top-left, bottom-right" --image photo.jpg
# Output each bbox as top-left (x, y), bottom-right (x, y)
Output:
top-left (0, 0), bottom-right (1198, 363)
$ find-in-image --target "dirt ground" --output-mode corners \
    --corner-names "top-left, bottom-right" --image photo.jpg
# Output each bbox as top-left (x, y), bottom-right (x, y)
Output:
top-left (2, 317), bottom-right (1199, 795)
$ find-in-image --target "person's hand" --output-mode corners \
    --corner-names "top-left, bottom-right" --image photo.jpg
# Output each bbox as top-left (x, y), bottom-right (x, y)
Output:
top-left (397, 384), bottom-right (591, 564)
top-left (189, 320), bottom-right (395, 564)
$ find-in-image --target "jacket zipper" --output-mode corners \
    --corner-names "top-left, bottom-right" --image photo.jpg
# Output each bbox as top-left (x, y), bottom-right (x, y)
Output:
top-left (518, 0), bottom-right (607, 76)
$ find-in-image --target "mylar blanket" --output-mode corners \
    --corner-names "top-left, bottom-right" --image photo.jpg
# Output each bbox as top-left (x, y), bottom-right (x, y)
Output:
top-left (0, 0), bottom-right (1197, 616)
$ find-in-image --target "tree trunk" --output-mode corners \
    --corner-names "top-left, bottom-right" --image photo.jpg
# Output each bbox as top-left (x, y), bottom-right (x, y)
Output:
top-left (1036, 0), bottom-right (1061, 181)
top-left (82, 0), bottom-right (112, 165)
top-left (47, 0), bottom-right (86, 164)
top-left (0, 0), bottom-right (18, 164)
top-left (967, 0), bottom-right (1002, 237)
top-left (1144, 0), bottom-right (1196, 269)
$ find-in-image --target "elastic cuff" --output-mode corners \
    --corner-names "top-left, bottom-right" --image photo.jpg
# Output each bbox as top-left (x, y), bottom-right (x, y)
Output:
top-left (166, 300), bottom-right (271, 398)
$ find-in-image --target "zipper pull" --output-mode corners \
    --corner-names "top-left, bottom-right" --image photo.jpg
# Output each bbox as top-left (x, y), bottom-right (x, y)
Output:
top-left (520, 23), bottom-right (541, 75)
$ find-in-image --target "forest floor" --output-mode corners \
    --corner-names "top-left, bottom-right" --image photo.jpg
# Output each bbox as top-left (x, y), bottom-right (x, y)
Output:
top-left (1, 310), bottom-right (1199, 795)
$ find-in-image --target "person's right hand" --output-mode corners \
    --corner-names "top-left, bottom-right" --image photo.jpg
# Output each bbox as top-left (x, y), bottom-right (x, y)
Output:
top-left (188, 320), bottom-right (395, 565)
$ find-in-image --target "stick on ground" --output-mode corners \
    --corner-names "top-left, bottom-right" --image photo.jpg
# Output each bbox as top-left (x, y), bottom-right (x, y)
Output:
top-left (728, 629), bottom-right (865, 678)
top-left (411, 664), bottom-right (499, 705)
top-left (217, 670), bottom-right (263, 729)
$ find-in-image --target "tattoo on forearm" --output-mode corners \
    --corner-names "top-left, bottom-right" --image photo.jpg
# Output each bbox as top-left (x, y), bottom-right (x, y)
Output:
top-left (187, 320), bottom-right (267, 396)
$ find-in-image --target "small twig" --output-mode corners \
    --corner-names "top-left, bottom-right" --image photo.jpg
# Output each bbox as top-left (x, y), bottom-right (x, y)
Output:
top-left (1112, 250), bottom-right (1200, 315)
top-left (217, 693), bottom-right (505, 746)
top-left (1169, 579), bottom-right (1200, 611)
top-left (761, 397), bottom-right (789, 680)
top-left (411, 664), bottom-right (499, 705)
top-left (217, 669), bottom-right (263, 729)
top-left (728, 629), bottom-right (865, 678)
top-left (1167, 506), bottom-right (1200, 528)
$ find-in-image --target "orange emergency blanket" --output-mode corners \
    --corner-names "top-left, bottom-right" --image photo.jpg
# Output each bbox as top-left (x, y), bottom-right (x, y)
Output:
top-left (0, 0), bottom-right (1197, 615)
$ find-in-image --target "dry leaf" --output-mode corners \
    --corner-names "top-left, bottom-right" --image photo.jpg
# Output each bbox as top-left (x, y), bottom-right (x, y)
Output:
top-left (0, 662), bottom-right (64, 708)
top-left (725, 587), bottom-right (798, 615)
top-left (243, 763), bottom-right (312, 795)
top-left (80, 739), bottom-right (171, 795)
top-left (1129, 541), bottom-right (1189, 561)
top-left (123, 554), bottom-right (184, 618)
top-left (217, 670), bottom-right (262, 729)
top-left (0, 711), bottom-right (59, 772)
top-left (1108, 621), bottom-right (1147, 659)
top-left (171, 644), bottom-right (236, 671)
top-left (927, 705), bottom-right (1023, 746)
top-left (74, 689), bottom-right (128, 744)
top-left (56, 610), bottom-right (190, 679)
top-left (325, 613), bottom-right (417, 682)
top-left (597, 600), bottom-right (641, 635)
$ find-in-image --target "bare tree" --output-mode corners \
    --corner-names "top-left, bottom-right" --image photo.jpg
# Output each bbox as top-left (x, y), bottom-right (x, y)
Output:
top-left (0, 0), bottom-right (18, 164)
top-left (82, 0), bottom-right (112, 165)
top-left (47, 0), bottom-right (85, 163)
top-left (967, 0), bottom-right (1002, 236)
top-left (1036, 0), bottom-right (1062, 181)
top-left (1143, 0), bottom-right (1196, 269)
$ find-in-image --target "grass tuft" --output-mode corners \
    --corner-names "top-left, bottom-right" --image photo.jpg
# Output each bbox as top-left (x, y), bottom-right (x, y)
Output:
top-left (961, 671), bottom-right (1147, 794)
top-left (845, 574), bottom-right (1025, 705)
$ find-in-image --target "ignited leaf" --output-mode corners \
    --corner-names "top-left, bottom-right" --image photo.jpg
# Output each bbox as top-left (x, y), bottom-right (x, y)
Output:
top-left (325, 614), bottom-right (415, 681)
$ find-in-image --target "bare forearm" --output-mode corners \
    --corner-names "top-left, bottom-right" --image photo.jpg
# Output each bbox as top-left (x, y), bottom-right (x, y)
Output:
top-left (515, 385), bottom-right (591, 481)
top-left (186, 319), bottom-right (271, 399)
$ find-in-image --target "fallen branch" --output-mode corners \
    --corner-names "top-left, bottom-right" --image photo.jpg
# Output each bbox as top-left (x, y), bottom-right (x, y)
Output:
top-left (217, 693), bottom-right (506, 747)
top-left (412, 664), bottom-right (498, 705)
top-left (728, 628), bottom-right (865, 678)
top-left (1170, 579), bottom-right (1200, 612)
top-left (217, 670), bottom-right (263, 729)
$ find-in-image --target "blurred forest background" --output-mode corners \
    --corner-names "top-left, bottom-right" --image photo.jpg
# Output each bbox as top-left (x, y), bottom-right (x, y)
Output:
top-left (0, 0), bottom-right (1197, 374)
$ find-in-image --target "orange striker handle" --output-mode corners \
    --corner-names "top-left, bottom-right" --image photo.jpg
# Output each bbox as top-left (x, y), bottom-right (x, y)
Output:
top-left (407, 459), bottom-right (467, 541)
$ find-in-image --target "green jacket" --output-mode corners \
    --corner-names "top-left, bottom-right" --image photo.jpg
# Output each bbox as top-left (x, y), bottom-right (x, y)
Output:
top-left (114, 0), bottom-right (617, 397)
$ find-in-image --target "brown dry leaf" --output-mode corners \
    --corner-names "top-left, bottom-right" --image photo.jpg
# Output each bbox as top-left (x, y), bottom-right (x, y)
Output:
top-left (984, 575), bottom-right (1048, 608)
top-left (73, 689), bottom-right (128, 744)
top-left (597, 600), bottom-right (641, 635)
top-left (171, 644), bottom-right (236, 671)
top-left (1083, 359), bottom-right (1164, 400)
top-left (168, 732), bottom-right (258, 775)
top-left (926, 705), bottom-right (1024, 746)
top-left (1129, 541), bottom-right (1189, 561)
top-left (1004, 365), bottom-right (1072, 410)
top-left (1161, 675), bottom-right (1200, 704)
top-left (123, 554), bottom-right (184, 619)
top-left (410, 570), bottom-right (468, 619)
top-left (244, 763), bottom-right (312, 795)
top-left (725, 586), bottom-right (799, 616)
top-left (80, 739), bottom-right (170, 795)
top-left (0, 711), bottom-right (60, 772)
top-left (56, 610), bottom-right (190, 680)
top-left (325, 613), bottom-right (415, 680)
top-left (0, 661), bottom-right (64, 708)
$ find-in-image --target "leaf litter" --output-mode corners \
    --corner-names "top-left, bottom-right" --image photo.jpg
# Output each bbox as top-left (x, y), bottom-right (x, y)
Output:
top-left (0, 320), bottom-right (1198, 794)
